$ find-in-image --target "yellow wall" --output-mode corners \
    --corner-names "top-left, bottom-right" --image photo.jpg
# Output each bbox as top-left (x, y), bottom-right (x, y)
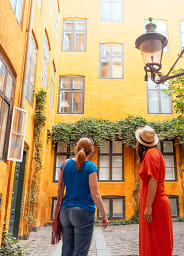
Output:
top-left (0, 0), bottom-right (184, 242)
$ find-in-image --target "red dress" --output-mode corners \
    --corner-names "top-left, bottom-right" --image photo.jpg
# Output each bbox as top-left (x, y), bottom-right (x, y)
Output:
top-left (139, 148), bottom-right (173, 256)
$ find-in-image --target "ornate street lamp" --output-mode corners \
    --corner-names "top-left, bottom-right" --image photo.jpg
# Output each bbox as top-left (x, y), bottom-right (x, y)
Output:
top-left (135, 17), bottom-right (184, 84)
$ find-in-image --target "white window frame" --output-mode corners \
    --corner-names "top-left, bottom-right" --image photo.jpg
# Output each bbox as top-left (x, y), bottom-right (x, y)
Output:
top-left (41, 34), bottom-right (50, 89)
top-left (147, 78), bottom-right (172, 114)
top-left (9, 0), bottom-right (24, 24)
top-left (99, 44), bottom-right (124, 79)
top-left (7, 106), bottom-right (27, 162)
top-left (144, 20), bottom-right (169, 53)
top-left (58, 76), bottom-right (84, 114)
top-left (25, 35), bottom-right (37, 104)
top-left (55, 5), bottom-right (60, 40)
top-left (100, 0), bottom-right (123, 22)
top-left (179, 21), bottom-right (184, 49)
top-left (62, 19), bottom-right (87, 52)
top-left (50, 66), bottom-right (55, 108)
top-left (36, 0), bottom-right (41, 12)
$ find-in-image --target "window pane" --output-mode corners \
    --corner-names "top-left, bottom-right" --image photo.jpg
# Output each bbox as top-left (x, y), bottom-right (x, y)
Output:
top-left (0, 59), bottom-right (6, 93)
top-left (113, 199), bottom-right (123, 217)
top-left (12, 108), bottom-right (26, 135)
top-left (101, 58), bottom-right (111, 77)
top-left (72, 92), bottom-right (82, 113)
top-left (57, 141), bottom-right (67, 153)
top-left (112, 168), bottom-right (122, 180)
top-left (160, 91), bottom-right (172, 113)
top-left (102, 45), bottom-right (111, 57)
top-left (63, 33), bottom-right (73, 50)
top-left (164, 155), bottom-right (174, 168)
top-left (16, 0), bottom-right (23, 24)
top-left (112, 156), bottom-right (122, 167)
top-left (8, 134), bottom-right (24, 161)
top-left (112, 141), bottom-right (122, 153)
top-left (73, 77), bottom-right (83, 89)
top-left (112, 57), bottom-right (122, 78)
top-left (75, 21), bottom-right (85, 30)
top-left (180, 22), bottom-right (184, 32)
top-left (76, 33), bottom-right (85, 51)
top-left (100, 141), bottom-right (110, 153)
top-left (60, 77), bottom-right (71, 89)
top-left (56, 155), bottom-right (66, 167)
top-left (99, 156), bottom-right (110, 180)
top-left (0, 101), bottom-right (9, 158)
top-left (169, 198), bottom-right (178, 217)
top-left (101, 2), bottom-right (111, 21)
top-left (148, 91), bottom-right (159, 113)
top-left (59, 92), bottom-right (70, 113)
top-left (64, 21), bottom-right (74, 31)
top-left (165, 168), bottom-right (175, 180)
top-left (112, 45), bottom-right (122, 56)
top-left (147, 79), bottom-right (157, 89)
top-left (51, 199), bottom-right (57, 220)
top-left (99, 199), bottom-right (110, 217)
top-left (163, 141), bottom-right (173, 153)
top-left (112, 2), bottom-right (122, 21)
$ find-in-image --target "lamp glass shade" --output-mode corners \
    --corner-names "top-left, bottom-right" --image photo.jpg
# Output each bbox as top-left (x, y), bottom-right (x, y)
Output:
top-left (139, 38), bottom-right (163, 66)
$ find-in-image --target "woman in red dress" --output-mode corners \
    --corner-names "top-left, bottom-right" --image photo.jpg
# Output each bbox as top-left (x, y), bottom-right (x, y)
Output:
top-left (135, 125), bottom-right (173, 256)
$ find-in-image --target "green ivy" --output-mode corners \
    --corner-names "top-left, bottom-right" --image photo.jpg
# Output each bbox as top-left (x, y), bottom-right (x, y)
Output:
top-left (24, 89), bottom-right (47, 231)
top-left (0, 224), bottom-right (23, 255)
top-left (52, 116), bottom-right (184, 146)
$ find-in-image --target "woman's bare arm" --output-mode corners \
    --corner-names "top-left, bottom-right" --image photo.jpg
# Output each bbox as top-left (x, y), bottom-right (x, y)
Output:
top-left (144, 176), bottom-right (158, 223)
top-left (89, 172), bottom-right (109, 228)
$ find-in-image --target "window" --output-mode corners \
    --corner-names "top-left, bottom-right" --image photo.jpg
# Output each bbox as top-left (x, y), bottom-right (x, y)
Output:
top-left (168, 196), bottom-right (179, 217)
top-left (98, 197), bottom-right (125, 219)
top-left (55, 5), bottom-right (60, 40)
top-left (100, 44), bottom-right (123, 79)
top-left (98, 141), bottom-right (124, 181)
top-left (9, 0), bottom-right (24, 24)
top-left (25, 35), bottom-right (37, 103)
top-left (0, 55), bottom-right (15, 160)
top-left (62, 19), bottom-right (87, 51)
top-left (50, 0), bottom-right (54, 9)
top-left (51, 197), bottom-right (57, 220)
top-left (159, 141), bottom-right (176, 181)
top-left (144, 20), bottom-right (168, 53)
top-left (50, 65), bottom-right (55, 108)
top-left (41, 34), bottom-right (50, 89)
top-left (58, 76), bottom-right (84, 114)
top-left (36, 0), bottom-right (41, 12)
top-left (101, 0), bottom-right (123, 22)
top-left (179, 21), bottom-right (184, 49)
top-left (54, 141), bottom-right (76, 182)
top-left (147, 78), bottom-right (172, 114)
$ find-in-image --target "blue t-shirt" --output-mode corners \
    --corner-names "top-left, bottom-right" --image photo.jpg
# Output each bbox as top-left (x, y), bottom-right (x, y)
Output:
top-left (60, 159), bottom-right (98, 212)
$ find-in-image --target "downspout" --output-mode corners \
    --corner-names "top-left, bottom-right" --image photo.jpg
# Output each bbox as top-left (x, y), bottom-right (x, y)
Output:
top-left (21, 0), bottom-right (35, 108)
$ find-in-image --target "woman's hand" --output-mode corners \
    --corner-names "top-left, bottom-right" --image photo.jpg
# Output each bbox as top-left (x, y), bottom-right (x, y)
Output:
top-left (101, 216), bottom-right (109, 229)
top-left (144, 206), bottom-right (152, 223)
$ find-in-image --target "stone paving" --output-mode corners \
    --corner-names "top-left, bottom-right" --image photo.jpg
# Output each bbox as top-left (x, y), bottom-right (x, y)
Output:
top-left (19, 222), bottom-right (184, 256)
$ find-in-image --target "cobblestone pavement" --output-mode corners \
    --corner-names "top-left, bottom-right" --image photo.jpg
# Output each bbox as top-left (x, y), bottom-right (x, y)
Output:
top-left (19, 222), bottom-right (184, 255)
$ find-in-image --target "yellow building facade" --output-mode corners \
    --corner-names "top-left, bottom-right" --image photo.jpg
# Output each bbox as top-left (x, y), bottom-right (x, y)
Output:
top-left (0, 0), bottom-right (184, 242)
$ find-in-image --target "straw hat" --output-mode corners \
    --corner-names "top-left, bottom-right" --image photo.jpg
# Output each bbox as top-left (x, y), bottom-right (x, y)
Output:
top-left (135, 125), bottom-right (159, 147)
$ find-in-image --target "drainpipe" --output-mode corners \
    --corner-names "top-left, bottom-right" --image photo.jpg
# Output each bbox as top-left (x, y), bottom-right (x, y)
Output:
top-left (21, 0), bottom-right (35, 108)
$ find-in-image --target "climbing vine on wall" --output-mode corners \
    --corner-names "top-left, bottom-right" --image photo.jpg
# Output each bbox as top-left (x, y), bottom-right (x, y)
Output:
top-left (24, 88), bottom-right (47, 232)
top-left (52, 116), bottom-right (184, 146)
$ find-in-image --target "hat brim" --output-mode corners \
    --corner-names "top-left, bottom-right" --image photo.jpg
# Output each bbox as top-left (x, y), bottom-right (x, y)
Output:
top-left (135, 127), bottom-right (159, 147)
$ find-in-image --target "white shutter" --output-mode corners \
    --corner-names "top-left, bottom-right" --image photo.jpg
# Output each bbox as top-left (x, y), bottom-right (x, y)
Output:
top-left (7, 106), bottom-right (27, 162)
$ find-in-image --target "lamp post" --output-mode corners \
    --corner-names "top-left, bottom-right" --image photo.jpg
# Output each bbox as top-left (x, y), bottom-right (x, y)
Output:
top-left (135, 17), bottom-right (184, 84)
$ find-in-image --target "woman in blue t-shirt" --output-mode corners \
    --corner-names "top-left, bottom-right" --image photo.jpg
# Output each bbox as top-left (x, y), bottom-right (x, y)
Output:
top-left (58, 137), bottom-right (109, 256)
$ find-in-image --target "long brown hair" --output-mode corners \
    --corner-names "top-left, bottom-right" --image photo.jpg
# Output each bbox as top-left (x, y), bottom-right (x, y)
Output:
top-left (75, 137), bottom-right (94, 170)
top-left (136, 142), bottom-right (157, 164)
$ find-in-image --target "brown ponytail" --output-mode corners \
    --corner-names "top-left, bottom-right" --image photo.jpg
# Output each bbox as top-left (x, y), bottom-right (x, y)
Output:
top-left (75, 137), bottom-right (94, 171)
top-left (76, 148), bottom-right (86, 170)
